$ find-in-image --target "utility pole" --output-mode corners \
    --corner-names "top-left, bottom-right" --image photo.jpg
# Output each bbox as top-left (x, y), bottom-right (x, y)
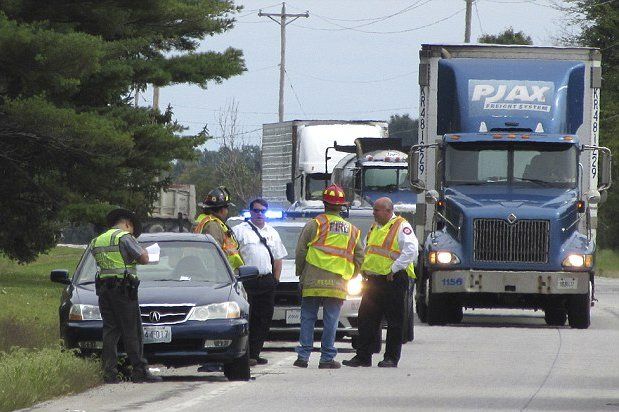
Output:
top-left (464, 0), bottom-right (473, 43)
top-left (259, 3), bottom-right (309, 122)
top-left (153, 86), bottom-right (160, 112)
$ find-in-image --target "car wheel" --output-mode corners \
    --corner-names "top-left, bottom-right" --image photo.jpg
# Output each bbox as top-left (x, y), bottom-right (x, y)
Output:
top-left (223, 344), bottom-right (250, 381)
top-left (568, 292), bottom-right (590, 329)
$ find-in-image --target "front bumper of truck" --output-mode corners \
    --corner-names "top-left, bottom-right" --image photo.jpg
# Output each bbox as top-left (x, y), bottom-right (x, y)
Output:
top-left (432, 270), bottom-right (590, 295)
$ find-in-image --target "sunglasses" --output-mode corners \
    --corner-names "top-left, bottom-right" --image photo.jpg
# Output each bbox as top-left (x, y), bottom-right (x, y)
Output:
top-left (251, 208), bottom-right (267, 214)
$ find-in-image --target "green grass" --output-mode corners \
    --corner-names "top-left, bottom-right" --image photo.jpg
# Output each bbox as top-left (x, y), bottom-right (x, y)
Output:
top-left (597, 249), bottom-right (619, 278)
top-left (0, 347), bottom-right (100, 412)
top-left (0, 247), bottom-right (101, 411)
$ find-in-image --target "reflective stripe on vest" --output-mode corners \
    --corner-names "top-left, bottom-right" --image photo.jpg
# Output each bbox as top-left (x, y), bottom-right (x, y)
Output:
top-left (91, 228), bottom-right (137, 278)
top-left (195, 215), bottom-right (244, 270)
top-left (305, 214), bottom-right (360, 280)
top-left (362, 216), bottom-right (416, 279)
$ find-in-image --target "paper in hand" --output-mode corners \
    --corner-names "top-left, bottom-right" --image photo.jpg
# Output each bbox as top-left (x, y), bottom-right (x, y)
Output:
top-left (145, 243), bottom-right (160, 263)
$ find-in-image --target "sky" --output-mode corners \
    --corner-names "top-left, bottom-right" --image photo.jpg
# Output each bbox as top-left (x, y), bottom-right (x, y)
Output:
top-left (150, 0), bottom-right (574, 150)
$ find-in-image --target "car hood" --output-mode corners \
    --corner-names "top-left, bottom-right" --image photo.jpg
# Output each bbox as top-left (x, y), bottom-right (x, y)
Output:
top-left (73, 281), bottom-right (233, 306)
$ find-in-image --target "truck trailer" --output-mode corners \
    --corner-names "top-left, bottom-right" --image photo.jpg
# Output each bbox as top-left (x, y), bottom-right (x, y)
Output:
top-left (409, 44), bottom-right (612, 328)
top-left (261, 120), bottom-right (388, 210)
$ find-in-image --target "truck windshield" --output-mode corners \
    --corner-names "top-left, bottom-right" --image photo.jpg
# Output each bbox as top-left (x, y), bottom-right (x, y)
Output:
top-left (363, 167), bottom-right (410, 192)
top-left (445, 143), bottom-right (577, 188)
top-left (306, 174), bottom-right (330, 200)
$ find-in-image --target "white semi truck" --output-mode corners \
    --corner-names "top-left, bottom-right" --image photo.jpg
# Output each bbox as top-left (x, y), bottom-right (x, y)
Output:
top-left (261, 120), bottom-right (388, 210)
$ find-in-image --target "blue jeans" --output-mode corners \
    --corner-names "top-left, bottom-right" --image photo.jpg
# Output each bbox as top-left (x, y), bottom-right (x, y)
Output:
top-left (296, 297), bottom-right (343, 362)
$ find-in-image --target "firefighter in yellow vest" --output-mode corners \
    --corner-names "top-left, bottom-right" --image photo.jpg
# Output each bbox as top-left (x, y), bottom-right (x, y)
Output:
top-left (194, 186), bottom-right (244, 270)
top-left (343, 197), bottom-right (418, 368)
top-left (294, 184), bottom-right (364, 369)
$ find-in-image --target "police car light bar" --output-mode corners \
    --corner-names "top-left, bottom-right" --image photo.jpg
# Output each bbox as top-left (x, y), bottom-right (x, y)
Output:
top-left (241, 210), bottom-right (285, 220)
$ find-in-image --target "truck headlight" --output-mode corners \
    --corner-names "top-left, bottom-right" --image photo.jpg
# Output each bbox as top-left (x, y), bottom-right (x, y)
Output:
top-left (188, 302), bottom-right (240, 321)
top-left (429, 251), bottom-right (460, 265)
top-left (562, 254), bottom-right (593, 269)
top-left (347, 275), bottom-right (363, 296)
top-left (69, 304), bottom-right (102, 321)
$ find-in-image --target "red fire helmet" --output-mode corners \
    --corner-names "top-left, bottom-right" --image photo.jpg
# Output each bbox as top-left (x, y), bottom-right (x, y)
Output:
top-left (322, 184), bottom-right (348, 205)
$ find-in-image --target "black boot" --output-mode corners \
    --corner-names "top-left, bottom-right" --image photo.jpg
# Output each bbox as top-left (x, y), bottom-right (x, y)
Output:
top-left (131, 367), bottom-right (162, 383)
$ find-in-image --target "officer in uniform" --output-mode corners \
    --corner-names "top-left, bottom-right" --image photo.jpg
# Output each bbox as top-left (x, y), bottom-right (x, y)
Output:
top-left (194, 186), bottom-right (244, 270)
top-left (294, 184), bottom-right (364, 369)
top-left (92, 208), bottom-right (161, 383)
top-left (343, 197), bottom-right (418, 368)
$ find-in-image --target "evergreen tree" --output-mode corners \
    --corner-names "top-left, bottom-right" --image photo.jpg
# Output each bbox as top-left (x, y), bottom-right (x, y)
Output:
top-left (388, 114), bottom-right (418, 148)
top-left (0, 1), bottom-right (245, 262)
top-left (478, 27), bottom-right (533, 45)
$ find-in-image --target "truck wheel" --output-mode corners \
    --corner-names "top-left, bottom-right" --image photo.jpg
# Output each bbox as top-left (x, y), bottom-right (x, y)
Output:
top-left (447, 302), bottom-right (463, 324)
top-left (568, 293), bottom-right (590, 329)
top-left (223, 344), bottom-right (250, 381)
top-left (402, 282), bottom-right (415, 343)
top-left (427, 293), bottom-right (448, 326)
top-left (415, 277), bottom-right (428, 323)
top-left (544, 307), bottom-right (567, 326)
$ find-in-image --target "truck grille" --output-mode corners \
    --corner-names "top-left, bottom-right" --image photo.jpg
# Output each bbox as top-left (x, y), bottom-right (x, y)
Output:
top-left (140, 304), bottom-right (194, 325)
top-left (473, 219), bottom-right (549, 263)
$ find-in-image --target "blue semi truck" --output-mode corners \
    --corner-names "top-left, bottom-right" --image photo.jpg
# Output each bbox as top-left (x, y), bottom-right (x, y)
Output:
top-left (409, 44), bottom-right (612, 328)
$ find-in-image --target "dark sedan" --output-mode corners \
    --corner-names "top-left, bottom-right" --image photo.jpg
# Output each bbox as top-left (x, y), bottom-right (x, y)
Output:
top-left (51, 232), bottom-right (258, 381)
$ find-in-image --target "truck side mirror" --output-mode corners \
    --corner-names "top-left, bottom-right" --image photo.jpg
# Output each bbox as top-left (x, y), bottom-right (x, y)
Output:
top-left (408, 150), bottom-right (425, 193)
top-left (598, 149), bottom-right (612, 192)
top-left (286, 182), bottom-right (295, 204)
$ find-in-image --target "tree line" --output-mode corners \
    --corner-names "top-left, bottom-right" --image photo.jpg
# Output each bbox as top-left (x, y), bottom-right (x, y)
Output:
top-left (0, 2), bottom-right (616, 263)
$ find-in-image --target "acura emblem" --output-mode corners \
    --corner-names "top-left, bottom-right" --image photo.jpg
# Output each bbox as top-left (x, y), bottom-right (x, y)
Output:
top-left (507, 213), bottom-right (517, 224)
top-left (149, 311), bottom-right (161, 323)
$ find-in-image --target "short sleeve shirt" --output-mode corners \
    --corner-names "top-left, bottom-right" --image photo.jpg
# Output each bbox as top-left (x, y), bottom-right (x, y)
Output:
top-left (232, 221), bottom-right (287, 275)
top-left (118, 234), bottom-right (145, 264)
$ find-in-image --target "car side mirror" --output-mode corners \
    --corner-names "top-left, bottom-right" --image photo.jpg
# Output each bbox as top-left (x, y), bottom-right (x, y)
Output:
top-left (408, 150), bottom-right (426, 194)
top-left (236, 265), bottom-right (259, 282)
top-left (50, 269), bottom-right (71, 285)
top-left (286, 182), bottom-right (295, 204)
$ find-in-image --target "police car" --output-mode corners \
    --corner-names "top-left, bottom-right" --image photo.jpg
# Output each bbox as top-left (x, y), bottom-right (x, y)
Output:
top-left (228, 210), bottom-right (373, 342)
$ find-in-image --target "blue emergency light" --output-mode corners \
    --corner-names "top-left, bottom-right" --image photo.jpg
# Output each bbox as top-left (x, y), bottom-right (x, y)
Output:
top-left (241, 209), bottom-right (285, 220)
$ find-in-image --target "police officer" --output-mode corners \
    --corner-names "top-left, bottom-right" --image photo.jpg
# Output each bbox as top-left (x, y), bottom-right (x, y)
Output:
top-left (294, 184), bottom-right (364, 369)
top-left (194, 186), bottom-right (244, 270)
top-left (343, 197), bottom-right (418, 368)
top-left (92, 208), bottom-right (161, 383)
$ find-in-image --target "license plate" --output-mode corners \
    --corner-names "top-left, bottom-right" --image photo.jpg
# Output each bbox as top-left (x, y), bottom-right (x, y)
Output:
top-left (557, 277), bottom-right (577, 290)
top-left (143, 326), bottom-right (171, 344)
top-left (285, 309), bottom-right (301, 325)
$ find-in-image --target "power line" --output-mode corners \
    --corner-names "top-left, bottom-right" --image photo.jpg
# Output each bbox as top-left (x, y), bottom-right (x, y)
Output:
top-left (291, 7), bottom-right (465, 34)
top-left (287, 0), bottom-right (429, 23)
top-left (284, 69), bottom-right (306, 117)
top-left (290, 0), bottom-right (433, 31)
top-left (286, 69), bottom-right (418, 84)
top-left (474, 0), bottom-right (485, 35)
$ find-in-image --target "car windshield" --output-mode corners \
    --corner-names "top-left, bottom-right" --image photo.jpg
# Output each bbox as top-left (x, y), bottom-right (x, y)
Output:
top-left (74, 240), bottom-right (231, 284)
top-left (363, 166), bottom-right (410, 192)
top-left (445, 142), bottom-right (577, 188)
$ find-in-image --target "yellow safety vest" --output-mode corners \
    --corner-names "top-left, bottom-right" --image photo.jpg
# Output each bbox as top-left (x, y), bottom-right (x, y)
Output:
top-left (361, 216), bottom-right (416, 279)
top-left (91, 228), bottom-right (137, 279)
top-left (194, 215), bottom-right (244, 270)
top-left (306, 213), bottom-right (360, 279)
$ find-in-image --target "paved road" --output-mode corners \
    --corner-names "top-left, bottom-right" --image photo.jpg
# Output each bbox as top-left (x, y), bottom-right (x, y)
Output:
top-left (27, 278), bottom-right (619, 412)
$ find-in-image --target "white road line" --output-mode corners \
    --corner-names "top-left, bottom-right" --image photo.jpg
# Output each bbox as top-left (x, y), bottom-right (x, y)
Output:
top-left (138, 355), bottom-right (297, 411)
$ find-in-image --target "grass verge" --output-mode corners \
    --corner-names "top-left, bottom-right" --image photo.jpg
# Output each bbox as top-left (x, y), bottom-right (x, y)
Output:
top-left (597, 249), bottom-right (619, 278)
top-left (0, 347), bottom-right (100, 412)
top-left (0, 247), bottom-right (102, 411)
